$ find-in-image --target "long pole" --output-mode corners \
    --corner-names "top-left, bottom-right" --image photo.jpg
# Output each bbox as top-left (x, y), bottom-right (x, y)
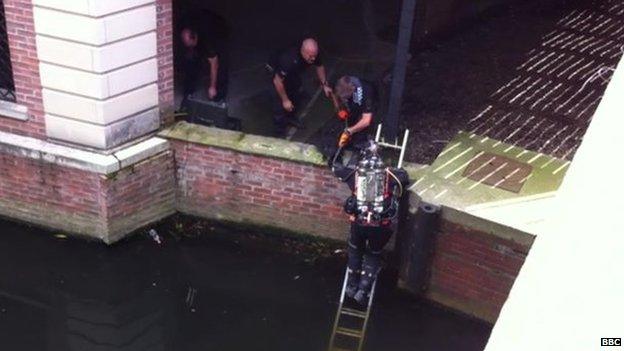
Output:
top-left (385, 0), bottom-right (417, 143)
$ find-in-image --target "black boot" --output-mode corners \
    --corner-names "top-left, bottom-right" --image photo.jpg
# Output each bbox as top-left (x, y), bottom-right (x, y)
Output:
top-left (353, 253), bottom-right (381, 305)
top-left (353, 271), bottom-right (374, 305)
top-left (346, 238), bottom-right (363, 300)
top-left (345, 269), bottom-right (360, 298)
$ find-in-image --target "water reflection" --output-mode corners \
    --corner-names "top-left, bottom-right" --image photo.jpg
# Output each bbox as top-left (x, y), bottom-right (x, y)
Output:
top-left (0, 219), bottom-right (490, 351)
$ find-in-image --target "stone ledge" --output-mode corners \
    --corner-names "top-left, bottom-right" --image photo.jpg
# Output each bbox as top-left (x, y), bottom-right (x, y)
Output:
top-left (158, 122), bottom-right (327, 166)
top-left (0, 100), bottom-right (29, 121)
top-left (0, 130), bottom-right (169, 174)
top-left (440, 205), bottom-right (535, 249)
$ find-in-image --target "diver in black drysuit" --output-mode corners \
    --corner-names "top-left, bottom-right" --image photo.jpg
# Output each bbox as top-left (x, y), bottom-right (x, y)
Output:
top-left (335, 143), bottom-right (409, 304)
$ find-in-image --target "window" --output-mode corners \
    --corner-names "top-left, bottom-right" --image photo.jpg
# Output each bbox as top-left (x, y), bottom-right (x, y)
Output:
top-left (0, 1), bottom-right (15, 102)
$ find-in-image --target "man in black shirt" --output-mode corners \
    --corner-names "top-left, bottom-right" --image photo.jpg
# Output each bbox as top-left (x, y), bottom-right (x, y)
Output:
top-left (334, 75), bottom-right (375, 149)
top-left (179, 11), bottom-right (228, 109)
top-left (268, 38), bottom-right (332, 137)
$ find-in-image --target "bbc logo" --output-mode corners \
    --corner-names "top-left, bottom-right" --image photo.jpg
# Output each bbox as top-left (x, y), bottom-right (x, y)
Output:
top-left (602, 338), bottom-right (622, 347)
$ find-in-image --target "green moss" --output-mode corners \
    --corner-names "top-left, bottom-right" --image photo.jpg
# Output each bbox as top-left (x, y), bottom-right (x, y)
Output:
top-left (159, 122), bottom-right (326, 166)
top-left (103, 170), bottom-right (119, 181)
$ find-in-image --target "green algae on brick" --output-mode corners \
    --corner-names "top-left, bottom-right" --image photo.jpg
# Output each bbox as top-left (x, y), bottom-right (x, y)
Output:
top-left (159, 122), bottom-right (326, 166)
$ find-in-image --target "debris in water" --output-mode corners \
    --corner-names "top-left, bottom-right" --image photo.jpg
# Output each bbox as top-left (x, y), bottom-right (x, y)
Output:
top-left (186, 286), bottom-right (197, 308)
top-left (293, 275), bottom-right (301, 280)
top-left (148, 229), bottom-right (162, 245)
top-left (54, 234), bottom-right (68, 239)
top-left (333, 249), bottom-right (345, 254)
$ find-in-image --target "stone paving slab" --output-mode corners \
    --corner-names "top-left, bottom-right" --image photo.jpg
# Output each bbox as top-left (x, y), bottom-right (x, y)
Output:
top-left (407, 131), bottom-right (569, 210)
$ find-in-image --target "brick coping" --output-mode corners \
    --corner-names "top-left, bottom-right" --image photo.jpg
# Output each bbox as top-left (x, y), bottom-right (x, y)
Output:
top-left (158, 122), bottom-right (327, 166)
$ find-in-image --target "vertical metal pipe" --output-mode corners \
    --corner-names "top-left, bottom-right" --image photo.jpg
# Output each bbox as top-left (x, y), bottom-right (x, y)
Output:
top-left (385, 0), bottom-right (418, 142)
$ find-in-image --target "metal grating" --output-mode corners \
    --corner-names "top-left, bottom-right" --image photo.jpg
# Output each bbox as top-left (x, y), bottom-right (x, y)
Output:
top-left (0, 0), bottom-right (15, 102)
top-left (462, 153), bottom-right (533, 193)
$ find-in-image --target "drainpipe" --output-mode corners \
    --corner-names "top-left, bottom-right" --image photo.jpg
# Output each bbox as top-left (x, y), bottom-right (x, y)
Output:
top-left (385, 0), bottom-right (418, 143)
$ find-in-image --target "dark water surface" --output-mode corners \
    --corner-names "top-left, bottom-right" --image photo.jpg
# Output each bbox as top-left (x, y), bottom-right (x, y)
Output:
top-left (0, 218), bottom-right (491, 351)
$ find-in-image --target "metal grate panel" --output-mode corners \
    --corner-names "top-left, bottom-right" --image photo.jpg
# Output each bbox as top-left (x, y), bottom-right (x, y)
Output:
top-left (462, 153), bottom-right (533, 193)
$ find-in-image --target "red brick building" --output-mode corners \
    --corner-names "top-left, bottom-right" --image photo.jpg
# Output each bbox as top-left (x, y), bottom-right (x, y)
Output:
top-left (0, 0), bottom-right (176, 243)
top-left (0, 0), bottom-right (546, 323)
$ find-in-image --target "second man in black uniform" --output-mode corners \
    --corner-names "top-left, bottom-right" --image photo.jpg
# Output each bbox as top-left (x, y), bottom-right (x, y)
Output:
top-left (268, 38), bottom-right (333, 137)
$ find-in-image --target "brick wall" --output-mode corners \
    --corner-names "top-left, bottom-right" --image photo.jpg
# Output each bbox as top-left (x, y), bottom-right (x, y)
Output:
top-left (1, 0), bottom-right (45, 139)
top-left (156, 0), bottom-right (174, 125)
top-left (0, 149), bottom-right (176, 243)
top-left (103, 150), bottom-right (177, 243)
top-left (0, 152), bottom-right (103, 234)
top-left (426, 219), bottom-right (533, 322)
top-left (170, 140), bottom-right (351, 240)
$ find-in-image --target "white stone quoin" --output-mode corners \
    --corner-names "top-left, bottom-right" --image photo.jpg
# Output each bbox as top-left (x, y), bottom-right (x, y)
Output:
top-left (33, 0), bottom-right (159, 149)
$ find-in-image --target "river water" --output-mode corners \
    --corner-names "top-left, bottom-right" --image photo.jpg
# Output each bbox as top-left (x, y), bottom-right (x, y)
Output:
top-left (0, 217), bottom-right (491, 351)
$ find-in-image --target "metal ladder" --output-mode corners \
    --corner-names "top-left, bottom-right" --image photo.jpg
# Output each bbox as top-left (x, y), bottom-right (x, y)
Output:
top-left (327, 268), bottom-right (378, 351)
top-left (374, 124), bottom-right (410, 168)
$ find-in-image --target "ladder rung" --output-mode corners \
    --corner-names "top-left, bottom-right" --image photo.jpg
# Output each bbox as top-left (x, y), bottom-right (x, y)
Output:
top-left (377, 142), bottom-right (402, 150)
top-left (335, 327), bottom-right (364, 339)
top-left (340, 307), bottom-right (367, 318)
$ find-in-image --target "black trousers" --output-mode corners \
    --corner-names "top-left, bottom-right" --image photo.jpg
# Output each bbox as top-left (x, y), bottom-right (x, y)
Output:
top-left (271, 75), bottom-right (302, 135)
top-left (347, 223), bottom-right (393, 291)
top-left (180, 55), bottom-right (228, 109)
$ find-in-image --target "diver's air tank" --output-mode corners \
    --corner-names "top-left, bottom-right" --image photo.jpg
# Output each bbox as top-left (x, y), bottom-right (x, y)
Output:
top-left (354, 144), bottom-right (388, 219)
